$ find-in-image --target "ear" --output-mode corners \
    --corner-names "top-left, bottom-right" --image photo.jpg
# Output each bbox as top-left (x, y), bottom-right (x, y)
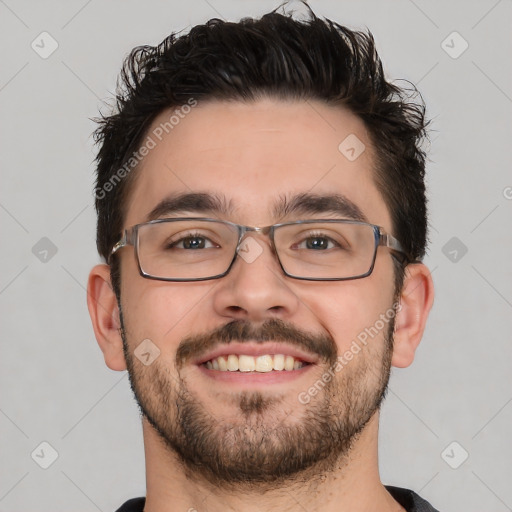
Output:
top-left (87, 264), bottom-right (127, 371)
top-left (391, 263), bottom-right (435, 368)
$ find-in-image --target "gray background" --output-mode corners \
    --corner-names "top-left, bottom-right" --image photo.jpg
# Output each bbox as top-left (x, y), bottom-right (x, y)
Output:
top-left (1, 0), bottom-right (511, 510)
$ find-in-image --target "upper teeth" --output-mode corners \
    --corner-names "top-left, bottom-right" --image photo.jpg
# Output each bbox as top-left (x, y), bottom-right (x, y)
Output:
top-left (204, 354), bottom-right (305, 372)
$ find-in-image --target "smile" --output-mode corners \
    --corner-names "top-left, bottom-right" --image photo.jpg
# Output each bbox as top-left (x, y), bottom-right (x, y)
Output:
top-left (203, 354), bottom-right (310, 372)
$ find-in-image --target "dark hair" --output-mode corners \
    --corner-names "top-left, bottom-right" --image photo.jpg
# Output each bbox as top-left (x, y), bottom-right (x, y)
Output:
top-left (93, 2), bottom-right (429, 298)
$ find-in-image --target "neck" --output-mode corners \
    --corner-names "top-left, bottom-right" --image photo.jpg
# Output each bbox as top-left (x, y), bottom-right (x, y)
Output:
top-left (142, 412), bottom-right (404, 512)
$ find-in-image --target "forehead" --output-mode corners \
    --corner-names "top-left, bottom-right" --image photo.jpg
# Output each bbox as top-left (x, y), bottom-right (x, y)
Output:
top-left (124, 98), bottom-right (391, 230)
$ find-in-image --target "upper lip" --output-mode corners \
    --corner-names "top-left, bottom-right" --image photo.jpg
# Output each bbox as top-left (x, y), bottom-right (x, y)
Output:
top-left (193, 341), bottom-right (319, 366)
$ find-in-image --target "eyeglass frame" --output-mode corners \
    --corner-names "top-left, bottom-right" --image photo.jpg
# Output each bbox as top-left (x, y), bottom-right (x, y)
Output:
top-left (109, 217), bottom-right (411, 282)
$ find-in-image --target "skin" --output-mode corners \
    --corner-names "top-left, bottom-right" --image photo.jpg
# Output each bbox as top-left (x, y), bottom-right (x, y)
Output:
top-left (88, 98), bottom-right (434, 512)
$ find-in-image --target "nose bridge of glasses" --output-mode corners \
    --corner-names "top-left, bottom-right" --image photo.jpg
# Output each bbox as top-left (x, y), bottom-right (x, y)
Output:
top-left (236, 224), bottom-right (276, 254)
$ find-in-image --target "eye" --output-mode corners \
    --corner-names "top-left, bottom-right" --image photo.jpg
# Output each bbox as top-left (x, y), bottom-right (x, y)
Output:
top-left (293, 232), bottom-right (341, 251)
top-left (166, 232), bottom-right (218, 250)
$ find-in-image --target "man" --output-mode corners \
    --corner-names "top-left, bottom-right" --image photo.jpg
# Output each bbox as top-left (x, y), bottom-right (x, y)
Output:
top-left (87, 3), bottom-right (437, 511)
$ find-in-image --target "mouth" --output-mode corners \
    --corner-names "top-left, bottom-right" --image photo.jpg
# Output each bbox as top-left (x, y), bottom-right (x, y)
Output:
top-left (193, 342), bottom-right (318, 384)
top-left (203, 353), bottom-right (310, 372)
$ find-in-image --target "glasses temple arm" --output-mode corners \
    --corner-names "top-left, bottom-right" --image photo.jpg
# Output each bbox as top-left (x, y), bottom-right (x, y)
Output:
top-left (108, 230), bottom-right (130, 264)
top-left (380, 232), bottom-right (413, 264)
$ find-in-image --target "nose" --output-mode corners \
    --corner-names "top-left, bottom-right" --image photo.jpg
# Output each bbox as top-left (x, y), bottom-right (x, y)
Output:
top-left (210, 232), bottom-right (301, 323)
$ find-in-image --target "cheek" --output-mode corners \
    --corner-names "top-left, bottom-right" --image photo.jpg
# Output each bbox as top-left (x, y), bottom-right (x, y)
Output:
top-left (301, 269), bottom-right (395, 353)
top-left (121, 258), bottom-right (215, 353)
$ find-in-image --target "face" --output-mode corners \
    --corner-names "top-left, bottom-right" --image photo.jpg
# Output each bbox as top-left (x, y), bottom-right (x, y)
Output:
top-left (117, 98), bottom-right (399, 487)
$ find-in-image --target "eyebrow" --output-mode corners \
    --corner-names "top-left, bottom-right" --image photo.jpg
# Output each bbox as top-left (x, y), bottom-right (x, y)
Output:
top-left (273, 192), bottom-right (368, 223)
top-left (145, 192), bottom-right (235, 222)
top-left (145, 191), bottom-right (368, 224)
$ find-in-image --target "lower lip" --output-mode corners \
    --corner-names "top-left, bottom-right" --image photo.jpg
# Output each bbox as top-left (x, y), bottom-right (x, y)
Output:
top-left (196, 363), bottom-right (314, 385)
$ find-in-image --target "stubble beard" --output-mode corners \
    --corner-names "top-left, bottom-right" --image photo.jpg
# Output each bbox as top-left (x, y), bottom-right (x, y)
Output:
top-left (120, 312), bottom-right (394, 491)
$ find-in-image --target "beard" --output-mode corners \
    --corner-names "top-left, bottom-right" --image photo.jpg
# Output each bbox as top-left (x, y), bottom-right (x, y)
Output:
top-left (120, 312), bottom-right (395, 490)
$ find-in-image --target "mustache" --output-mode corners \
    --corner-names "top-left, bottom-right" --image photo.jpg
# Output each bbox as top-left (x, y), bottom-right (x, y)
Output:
top-left (175, 318), bottom-right (337, 369)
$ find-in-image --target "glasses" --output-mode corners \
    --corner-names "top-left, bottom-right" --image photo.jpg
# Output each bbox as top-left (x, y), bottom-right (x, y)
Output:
top-left (110, 217), bottom-right (409, 282)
